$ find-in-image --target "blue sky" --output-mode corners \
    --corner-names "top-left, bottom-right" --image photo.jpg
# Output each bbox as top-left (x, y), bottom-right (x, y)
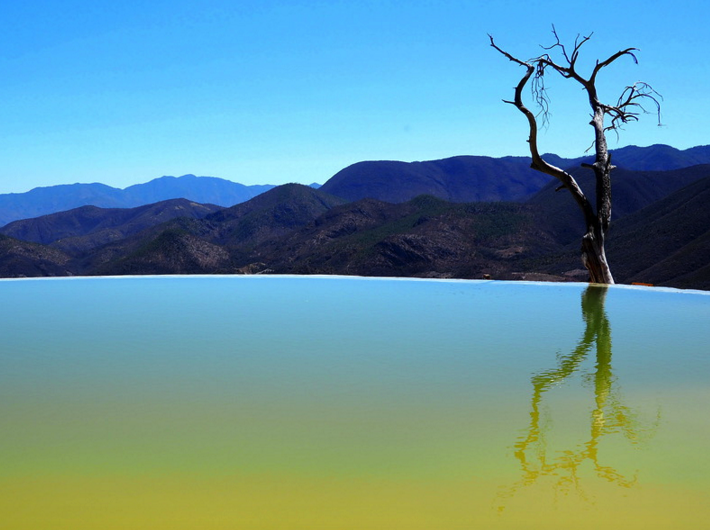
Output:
top-left (1, 0), bottom-right (708, 193)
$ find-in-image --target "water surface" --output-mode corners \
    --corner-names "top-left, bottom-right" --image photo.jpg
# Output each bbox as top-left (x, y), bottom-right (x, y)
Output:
top-left (1, 276), bottom-right (708, 529)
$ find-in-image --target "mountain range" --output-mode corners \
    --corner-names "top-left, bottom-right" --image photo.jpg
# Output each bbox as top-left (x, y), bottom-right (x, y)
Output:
top-left (0, 175), bottom-right (274, 226)
top-left (0, 199), bottom-right (222, 253)
top-left (1, 143), bottom-right (709, 289)
top-left (319, 144), bottom-right (710, 204)
top-left (5, 144), bottom-right (710, 228)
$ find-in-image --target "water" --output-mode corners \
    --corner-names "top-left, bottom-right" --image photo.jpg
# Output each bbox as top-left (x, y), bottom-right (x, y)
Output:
top-left (1, 276), bottom-right (708, 529)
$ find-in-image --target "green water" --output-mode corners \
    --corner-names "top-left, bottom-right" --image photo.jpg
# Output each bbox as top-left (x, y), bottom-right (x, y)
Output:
top-left (0, 276), bottom-right (708, 529)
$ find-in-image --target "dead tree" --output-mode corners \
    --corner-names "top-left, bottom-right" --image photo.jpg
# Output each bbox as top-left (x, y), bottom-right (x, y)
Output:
top-left (489, 29), bottom-right (661, 284)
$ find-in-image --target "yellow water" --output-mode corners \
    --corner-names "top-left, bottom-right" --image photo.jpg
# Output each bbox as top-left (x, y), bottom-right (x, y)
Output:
top-left (1, 277), bottom-right (708, 528)
top-left (4, 475), bottom-right (707, 529)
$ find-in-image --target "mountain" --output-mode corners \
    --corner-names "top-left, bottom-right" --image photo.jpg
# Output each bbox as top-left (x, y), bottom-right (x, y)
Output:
top-left (527, 164), bottom-right (710, 245)
top-left (120, 175), bottom-right (273, 206)
top-left (200, 183), bottom-right (349, 248)
top-left (0, 183), bottom-right (125, 226)
top-left (0, 198), bottom-right (222, 254)
top-left (319, 155), bottom-right (553, 203)
top-left (84, 192), bottom-right (562, 279)
top-left (544, 144), bottom-right (710, 171)
top-left (2, 175), bottom-right (708, 288)
top-left (513, 173), bottom-right (710, 289)
top-left (606, 175), bottom-right (710, 289)
top-left (0, 234), bottom-right (72, 277)
top-left (3, 144), bottom-right (706, 227)
top-left (2, 146), bottom-right (709, 289)
top-left (86, 174), bottom-right (709, 287)
top-left (320, 145), bottom-right (710, 205)
top-left (248, 195), bottom-right (562, 279)
top-left (83, 184), bottom-right (347, 276)
top-left (0, 175), bottom-right (273, 226)
top-left (90, 227), bottom-right (233, 276)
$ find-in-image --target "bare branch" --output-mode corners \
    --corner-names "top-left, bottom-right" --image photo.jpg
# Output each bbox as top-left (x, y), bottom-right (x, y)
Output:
top-left (572, 32), bottom-right (593, 62)
top-left (538, 26), bottom-right (593, 84)
top-left (602, 82), bottom-right (663, 131)
top-left (590, 48), bottom-right (639, 85)
top-left (541, 25), bottom-right (572, 64)
top-left (488, 34), bottom-right (529, 68)
top-left (488, 35), bottom-right (596, 226)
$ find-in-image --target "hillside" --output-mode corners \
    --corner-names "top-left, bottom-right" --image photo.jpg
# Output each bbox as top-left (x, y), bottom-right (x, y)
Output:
top-left (527, 164), bottom-right (710, 244)
top-left (84, 184), bottom-right (348, 276)
top-left (202, 183), bottom-right (349, 247)
top-left (91, 228), bottom-right (233, 276)
top-left (0, 199), bottom-right (222, 253)
top-left (249, 195), bottom-right (562, 279)
top-left (0, 234), bottom-right (72, 277)
top-left (606, 175), bottom-right (710, 289)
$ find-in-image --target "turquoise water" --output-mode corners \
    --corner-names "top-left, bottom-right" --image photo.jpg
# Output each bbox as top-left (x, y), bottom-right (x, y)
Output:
top-left (0, 276), bottom-right (708, 529)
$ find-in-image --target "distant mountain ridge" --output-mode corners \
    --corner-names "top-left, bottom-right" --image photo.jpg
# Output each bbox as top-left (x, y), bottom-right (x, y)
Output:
top-left (543, 144), bottom-right (710, 171)
top-left (0, 175), bottom-right (274, 226)
top-left (4, 144), bottom-right (707, 227)
top-left (319, 144), bottom-right (710, 204)
top-left (319, 155), bottom-right (549, 203)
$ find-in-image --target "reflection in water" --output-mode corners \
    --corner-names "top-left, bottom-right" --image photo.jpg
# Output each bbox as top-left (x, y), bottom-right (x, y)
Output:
top-left (499, 286), bottom-right (660, 506)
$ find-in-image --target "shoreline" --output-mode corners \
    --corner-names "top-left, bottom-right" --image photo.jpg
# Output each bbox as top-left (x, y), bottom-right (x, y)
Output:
top-left (1, 273), bottom-right (708, 295)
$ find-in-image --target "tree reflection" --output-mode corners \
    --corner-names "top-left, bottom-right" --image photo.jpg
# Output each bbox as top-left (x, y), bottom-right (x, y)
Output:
top-left (499, 285), bottom-right (659, 505)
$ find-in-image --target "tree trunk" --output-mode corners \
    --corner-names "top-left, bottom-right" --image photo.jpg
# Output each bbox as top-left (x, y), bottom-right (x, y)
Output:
top-left (583, 105), bottom-right (615, 284)
top-left (581, 223), bottom-right (614, 284)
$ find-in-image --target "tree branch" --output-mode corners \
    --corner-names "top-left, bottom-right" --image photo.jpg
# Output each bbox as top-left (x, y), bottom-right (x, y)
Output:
top-left (591, 48), bottom-right (638, 85)
top-left (488, 36), bottom-right (596, 223)
top-left (602, 82), bottom-right (663, 131)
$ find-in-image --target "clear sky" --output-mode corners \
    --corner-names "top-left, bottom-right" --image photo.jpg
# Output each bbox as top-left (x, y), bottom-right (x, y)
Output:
top-left (1, 0), bottom-right (708, 194)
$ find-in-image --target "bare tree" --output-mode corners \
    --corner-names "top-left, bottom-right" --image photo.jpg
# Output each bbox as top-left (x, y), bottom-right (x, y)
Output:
top-left (489, 28), bottom-right (661, 284)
